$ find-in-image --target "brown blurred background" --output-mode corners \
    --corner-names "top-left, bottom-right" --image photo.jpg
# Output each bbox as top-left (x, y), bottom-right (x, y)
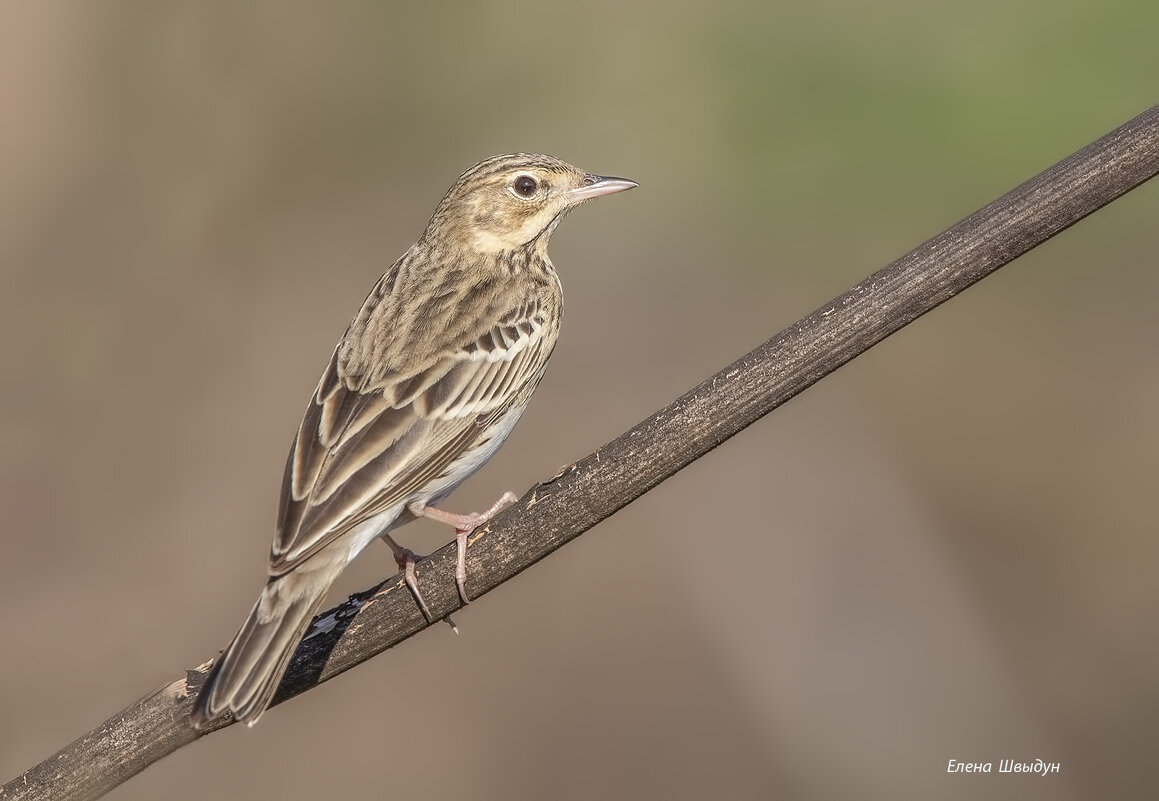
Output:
top-left (2, 2), bottom-right (1157, 799)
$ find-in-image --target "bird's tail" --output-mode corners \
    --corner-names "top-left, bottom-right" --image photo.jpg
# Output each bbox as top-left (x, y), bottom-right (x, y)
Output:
top-left (190, 568), bottom-right (334, 728)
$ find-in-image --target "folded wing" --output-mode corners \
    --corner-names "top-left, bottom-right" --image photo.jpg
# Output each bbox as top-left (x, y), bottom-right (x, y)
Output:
top-left (270, 299), bottom-right (552, 575)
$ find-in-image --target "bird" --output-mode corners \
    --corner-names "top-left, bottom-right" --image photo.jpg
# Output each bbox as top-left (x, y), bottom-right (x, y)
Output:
top-left (190, 153), bottom-right (636, 728)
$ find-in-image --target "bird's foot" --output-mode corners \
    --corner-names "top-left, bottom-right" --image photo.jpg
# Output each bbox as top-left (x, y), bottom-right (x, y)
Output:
top-left (387, 540), bottom-right (457, 633)
top-left (410, 491), bottom-right (518, 604)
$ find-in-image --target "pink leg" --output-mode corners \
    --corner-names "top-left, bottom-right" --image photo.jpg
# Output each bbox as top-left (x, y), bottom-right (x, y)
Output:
top-left (408, 491), bottom-right (518, 604)
top-left (382, 534), bottom-right (457, 633)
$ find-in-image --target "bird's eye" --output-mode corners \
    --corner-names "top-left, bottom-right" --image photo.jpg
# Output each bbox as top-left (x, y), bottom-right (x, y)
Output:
top-left (512, 175), bottom-right (538, 198)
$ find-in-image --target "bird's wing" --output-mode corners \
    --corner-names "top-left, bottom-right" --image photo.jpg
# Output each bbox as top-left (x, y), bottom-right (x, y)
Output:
top-left (269, 299), bottom-right (552, 575)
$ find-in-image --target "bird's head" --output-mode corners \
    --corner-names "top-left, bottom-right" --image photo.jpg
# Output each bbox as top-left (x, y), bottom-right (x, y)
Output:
top-left (423, 153), bottom-right (636, 255)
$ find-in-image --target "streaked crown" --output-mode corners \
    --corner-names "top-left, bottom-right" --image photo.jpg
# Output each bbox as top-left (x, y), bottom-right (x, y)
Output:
top-left (422, 153), bottom-right (636, 255)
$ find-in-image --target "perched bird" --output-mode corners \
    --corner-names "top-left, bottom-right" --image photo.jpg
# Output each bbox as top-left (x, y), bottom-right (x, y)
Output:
top-left (190, 153), bottom-right (636, 728)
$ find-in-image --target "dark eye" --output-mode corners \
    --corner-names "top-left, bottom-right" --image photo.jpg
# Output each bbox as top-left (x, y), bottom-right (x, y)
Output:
top-left (513, 175), bottom-right (538, 197)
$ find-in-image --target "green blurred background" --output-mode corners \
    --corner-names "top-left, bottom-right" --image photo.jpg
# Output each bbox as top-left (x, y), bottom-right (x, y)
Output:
top-left (2, 2), bottom-right (1157, 799)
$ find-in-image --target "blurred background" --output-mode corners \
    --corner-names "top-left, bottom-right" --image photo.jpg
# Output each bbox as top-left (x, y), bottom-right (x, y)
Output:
top-left (1, 2), bottom-right (1157, 799)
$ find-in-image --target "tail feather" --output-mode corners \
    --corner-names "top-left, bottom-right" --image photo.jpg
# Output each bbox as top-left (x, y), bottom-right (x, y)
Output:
top-left (191, 571), bottom-right (332, 728)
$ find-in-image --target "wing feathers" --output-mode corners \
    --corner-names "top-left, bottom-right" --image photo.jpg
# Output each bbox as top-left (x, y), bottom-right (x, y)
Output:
top-left (270, 297), bottom-right (554, 576)
top-left (313, 404), bottom-right (411, 502)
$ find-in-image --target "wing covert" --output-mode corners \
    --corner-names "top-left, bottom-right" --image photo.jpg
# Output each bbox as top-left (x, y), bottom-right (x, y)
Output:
top-left (270, 298), bottom-right (553, 575)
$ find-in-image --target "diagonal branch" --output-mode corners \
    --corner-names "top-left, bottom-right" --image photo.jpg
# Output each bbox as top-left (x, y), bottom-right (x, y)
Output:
top-left (4, 103), bottom-right (1159, 801)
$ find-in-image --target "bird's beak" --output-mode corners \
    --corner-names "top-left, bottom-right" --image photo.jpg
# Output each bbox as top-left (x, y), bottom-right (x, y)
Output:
top-left (567, 174), bottom-right (638, 202)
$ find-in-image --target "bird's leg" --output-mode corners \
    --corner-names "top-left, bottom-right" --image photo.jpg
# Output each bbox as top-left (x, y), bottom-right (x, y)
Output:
top-left (381, 533), bottom-right (457, 633)
top-left (408, 491), bottom-right (518, 604)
